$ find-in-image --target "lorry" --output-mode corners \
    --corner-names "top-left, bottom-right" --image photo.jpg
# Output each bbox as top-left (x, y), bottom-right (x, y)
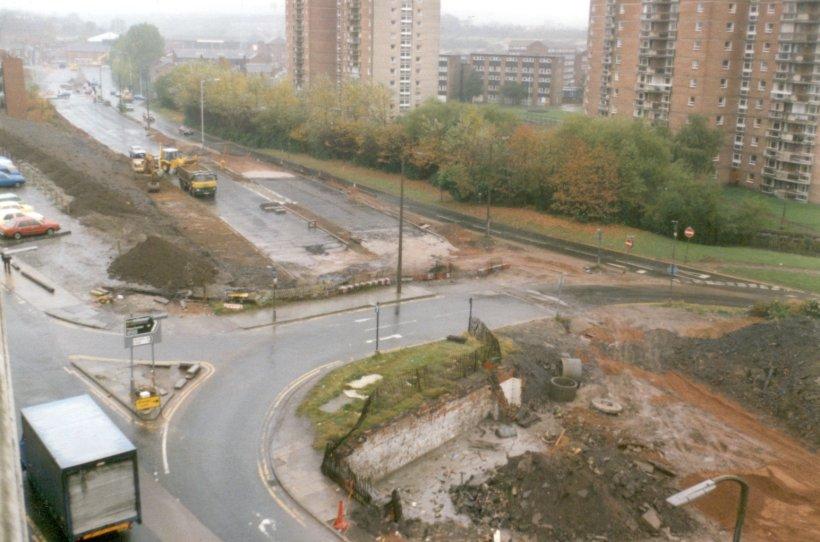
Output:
top-left (177, 164), bottom-right (218, 198)
top-left (21, 395), bottom-right (141, 541)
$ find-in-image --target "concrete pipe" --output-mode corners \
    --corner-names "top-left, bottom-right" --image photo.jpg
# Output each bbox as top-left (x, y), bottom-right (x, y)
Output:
top-left (549, 376), bottom-right (578, 402)
top-left (561, 357), bottom-right (583, 381)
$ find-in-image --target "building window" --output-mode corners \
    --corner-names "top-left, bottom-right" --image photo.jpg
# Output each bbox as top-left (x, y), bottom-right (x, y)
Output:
top-left (751, 136), bottom-right (759, 147)
top-left (696, 22), bottom-right (704, 32)
top-left (747, 173), bottom-right (755, 184)
top-left (616, 39), bottom-right (622, 48)
top-left (728, 3), bottom-right (736, 13)
top-left (754, 118), bottom-right (762, 128)
top-left (693, 39), bottom-right (702, 51)
top-left (763, 42), bottom-right (771, 53)
top-left (749, 155), bottom-right (757, 165)
top-left (716, 115), bottom-right (724, 125)
top-left (721, 78), bottom-right (728, 88)
top-left (765, 22), bottom-right (774, 33)
top-left (697, 3), bottom-right (704, 13)
top-left (758, 80), bottom-right (766, 90)
top-left (767, 3), bottom-right (775, 15)
top-left (724, 41), bottom-right (732, 51)
top-left (756, 99), bottom-right (763, 109)
top-left (688, 96), bottom-right (696, 106)
top-left (692, 60), bottom-right (700, 70)
top-left (689, 78), bottom-right (697, 88)
top-left (718, 96), bottom-right (726, 107)
top-left (722, 59), bottom-right (730, 70)
top-left (726, 22), bottom-right (735, 32)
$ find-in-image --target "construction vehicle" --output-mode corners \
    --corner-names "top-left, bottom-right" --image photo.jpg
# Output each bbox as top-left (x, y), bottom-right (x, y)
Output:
top-left (158, 147), bottom-right (196, 174)
top-left (177, 163), bottom-right (217, 198)
top-left (132, 153), bottom-right (161, 193)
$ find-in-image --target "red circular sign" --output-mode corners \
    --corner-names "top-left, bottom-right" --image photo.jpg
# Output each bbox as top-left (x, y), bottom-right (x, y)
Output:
top-left (684, 227), bottom-right (695, 239)
top-left (625, 238), bottom-right (633, 248)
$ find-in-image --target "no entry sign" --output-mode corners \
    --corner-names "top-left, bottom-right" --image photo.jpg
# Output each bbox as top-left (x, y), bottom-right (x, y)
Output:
top-left (684, 226), bottom-right (695, 239)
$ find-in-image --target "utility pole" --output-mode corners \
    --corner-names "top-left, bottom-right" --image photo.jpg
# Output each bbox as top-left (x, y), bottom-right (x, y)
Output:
top-left (468, 297), bottom-right (473, 331)
top-left (670, 220), bottom-right (679, 286)
top-left (596, 228), bottom-right (603, 268)
top-left (485, 188), bottom-right (492, 238)
top-left (374, 303), bottom-right (381, 354)
top-left (99, 63), bottom-right (103, 102)
top-left (200, 79), bottom-right (206, 150)
top-left (396, 156), bottom-right (405, 295)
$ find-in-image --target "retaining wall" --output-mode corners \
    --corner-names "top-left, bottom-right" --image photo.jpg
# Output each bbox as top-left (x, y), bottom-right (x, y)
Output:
top-left (344, 385), bottom-right (496, 480)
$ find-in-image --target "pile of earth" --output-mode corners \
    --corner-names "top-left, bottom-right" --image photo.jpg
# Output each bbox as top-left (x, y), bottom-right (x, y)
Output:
top-left (611, 316), bottom-right (820, 448)
top-left (109, 236), bottom-right (217, 292)
top-left (450, 431), bottom-right (698, 541)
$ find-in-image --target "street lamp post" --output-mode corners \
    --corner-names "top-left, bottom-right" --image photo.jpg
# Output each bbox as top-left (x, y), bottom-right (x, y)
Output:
top-left (596, 228), bottom-right (603, 268)
top-left (485, 188), bottom-right (492, 238)
top-left (200, 78), bottom-right (220, 151)
top-left (396, 157), bottom-right (405, 296)
top-left (272, 275), bottom-right (278, 323)
top-left (670, 220), bottom-right (679, 286)
top-left (667, 475), bottom-right (749, 542)
top-left (374, 302), bottom-right (381, 354)
top-left (468, 297), bottom-right (473, 331)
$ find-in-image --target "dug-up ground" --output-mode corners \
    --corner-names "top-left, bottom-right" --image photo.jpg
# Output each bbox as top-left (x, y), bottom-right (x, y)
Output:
top-left (357, 303), bottom-right (819, 542)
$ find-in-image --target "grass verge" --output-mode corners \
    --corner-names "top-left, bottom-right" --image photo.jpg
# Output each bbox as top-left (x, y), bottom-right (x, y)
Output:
top-left (298, 338), bottom-right (479, 450)
top-left (261, 148), bottom-right (820, 291)
top-left (719, 267), bottom-right (820, 294)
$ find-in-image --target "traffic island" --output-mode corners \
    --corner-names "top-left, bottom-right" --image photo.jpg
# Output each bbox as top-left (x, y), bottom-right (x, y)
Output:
top-left (70, 356), bottom-right (206, 420)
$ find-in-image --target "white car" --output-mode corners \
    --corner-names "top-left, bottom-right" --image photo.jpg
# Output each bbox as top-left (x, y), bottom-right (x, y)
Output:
top-left (0, 209), bottom-right (42, 222)
top-left (0, 201), bottom-right (37, 216)
top-left (129, 146), bottom-right (147, 159)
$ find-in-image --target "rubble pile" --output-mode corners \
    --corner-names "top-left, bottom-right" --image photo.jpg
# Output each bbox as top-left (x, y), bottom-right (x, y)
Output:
top-left (450, 431), bottom-right (697, 541)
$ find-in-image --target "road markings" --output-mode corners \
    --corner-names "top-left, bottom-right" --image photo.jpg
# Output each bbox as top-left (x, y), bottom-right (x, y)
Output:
top-left (366, 333), bottom-right (401, 344)
top-left (161, 362), bottom-right (215, 475)
top-left (364, 319), bottom-right (416, 332)
top-left (354, 317), bottom-right (372, 323)
top-left (257, 518), bottom-right (276, 537)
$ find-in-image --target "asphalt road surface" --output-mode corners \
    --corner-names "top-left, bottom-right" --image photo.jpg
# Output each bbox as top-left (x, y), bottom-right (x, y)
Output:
top-left (8, 274), bottom-right (549, 540)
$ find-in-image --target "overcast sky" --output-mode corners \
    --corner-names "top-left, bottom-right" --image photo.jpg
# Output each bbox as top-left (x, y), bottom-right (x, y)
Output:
top-left (16, 0), bottom-right (590, 27)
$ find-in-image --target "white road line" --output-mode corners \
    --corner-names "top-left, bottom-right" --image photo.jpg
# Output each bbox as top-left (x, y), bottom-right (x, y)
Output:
top-left (366, 333), bottom-right (401, 344)
top-left (364, 319), bottom-right (416, 332)
top-left (354, 317), bottom-right (372, 323)
top-left (161, 362), bottom-right (215, 475)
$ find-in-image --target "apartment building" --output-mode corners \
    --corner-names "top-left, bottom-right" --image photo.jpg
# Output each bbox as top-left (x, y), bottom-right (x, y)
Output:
top-left (437, 54), bottom-right (468, 101)
top-left (286, 0), bottom-right (441, 114)
top-left (0, 51), bottom-right (26, 119)
top-left (469, 53), bottom-right (564, 107)
top-left (508, 40), bottom-right (588, 102)
top-left (585, 0), bottom-right (819, 203)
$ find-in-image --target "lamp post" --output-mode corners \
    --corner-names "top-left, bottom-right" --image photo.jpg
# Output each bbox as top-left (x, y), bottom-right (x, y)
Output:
top-left (396, 156), bottom-right (405, 296)
top-left (485, 188), bottom-right (492, 238)
top-left (374, 302), bottom-right (381, 354)
top-left (670, 220), bottom-right (679, 286)
top-left (272, 274), bottom-right (278, 323)
top-left (667, 475), bottom-right (749, 542)
top-left (200, 78), bottom-right (220, 151)
top-left (595, 228), bottom-right (603, 268)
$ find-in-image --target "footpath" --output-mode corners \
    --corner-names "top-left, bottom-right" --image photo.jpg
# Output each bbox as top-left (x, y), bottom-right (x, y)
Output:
top-left (228, 284), bottom-right (435, 329)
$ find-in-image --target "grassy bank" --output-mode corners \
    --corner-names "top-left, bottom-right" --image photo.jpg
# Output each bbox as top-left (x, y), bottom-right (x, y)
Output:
top-left (261, 148), bottom-right (820, 293)
top-left (299, 338), bottom-right (479, 449)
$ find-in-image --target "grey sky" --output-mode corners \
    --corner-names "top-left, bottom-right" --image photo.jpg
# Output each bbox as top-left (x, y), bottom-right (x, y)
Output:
top-left (16, 0), bottom-right (590, 27)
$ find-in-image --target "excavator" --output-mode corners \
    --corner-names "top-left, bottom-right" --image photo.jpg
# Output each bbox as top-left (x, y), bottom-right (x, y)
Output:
top-left (158, 147), bottom-right (196, 174)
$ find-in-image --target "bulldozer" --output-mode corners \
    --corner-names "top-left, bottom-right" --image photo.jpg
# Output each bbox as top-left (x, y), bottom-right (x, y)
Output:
top-left (159, 147), bottom-right (196, 174)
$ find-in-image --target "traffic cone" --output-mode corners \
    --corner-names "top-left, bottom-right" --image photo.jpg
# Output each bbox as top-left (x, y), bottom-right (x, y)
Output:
top-left (333, 500), bottom-right (349, 533)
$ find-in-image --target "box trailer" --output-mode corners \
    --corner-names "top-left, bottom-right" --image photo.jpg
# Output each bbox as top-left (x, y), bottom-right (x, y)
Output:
top-left (21, 395), bottom-right (141, 541)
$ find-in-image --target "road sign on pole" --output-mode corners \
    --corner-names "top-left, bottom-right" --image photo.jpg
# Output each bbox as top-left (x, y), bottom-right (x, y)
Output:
top-left (684, 226), bottom-right (695, 239)
top-left (624, 236), bottom-right (634, 252)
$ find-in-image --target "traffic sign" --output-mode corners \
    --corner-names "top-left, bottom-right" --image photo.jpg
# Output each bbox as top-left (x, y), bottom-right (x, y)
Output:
top-left (135, 395), bottom-right (160, 412)
top-left (684, 226), bottom-right (695, 239)
top-left (624, 237), bottom-right (634, 249)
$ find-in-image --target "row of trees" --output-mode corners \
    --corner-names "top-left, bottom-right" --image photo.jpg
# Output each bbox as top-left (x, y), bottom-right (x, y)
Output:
top-left (154, 63), bottom-right (763, 246)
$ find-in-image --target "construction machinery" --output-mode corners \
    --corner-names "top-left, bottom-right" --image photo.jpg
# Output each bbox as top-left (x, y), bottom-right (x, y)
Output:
top-left (159, 147), bottom-right (196, 174)
top-left (132, 153), bottom-right (161, 193)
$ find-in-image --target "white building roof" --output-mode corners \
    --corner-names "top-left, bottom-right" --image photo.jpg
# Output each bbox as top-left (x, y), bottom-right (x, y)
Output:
top-left (87, 32), bottom-right (119, 43)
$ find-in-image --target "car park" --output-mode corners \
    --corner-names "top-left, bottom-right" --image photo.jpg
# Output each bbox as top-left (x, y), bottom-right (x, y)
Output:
top-left (0, 193), bottom-right (36, 212)
top-left (133, 94), bottom-right (145, 101)
top-left (0, 216), bottom-right (60, 239)
top-left (0, 201), bottom-right (38, 216)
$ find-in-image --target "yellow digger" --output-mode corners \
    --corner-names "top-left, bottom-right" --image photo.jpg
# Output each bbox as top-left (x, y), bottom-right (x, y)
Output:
top-left (159, 147), bottom-right (196, 174)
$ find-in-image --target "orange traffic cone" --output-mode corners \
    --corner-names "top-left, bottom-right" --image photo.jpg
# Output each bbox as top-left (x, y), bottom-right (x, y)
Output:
top-left (333, 500), bottom-right (349, 533)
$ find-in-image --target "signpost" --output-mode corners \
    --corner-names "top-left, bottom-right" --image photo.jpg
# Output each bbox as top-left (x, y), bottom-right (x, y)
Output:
top-left (624, 236), bottom-right (634, 254)
top-left (123, 314), bottom-right (166, 411)
top-left (669, 220), bottom-right (679, 286)
top-left (684, 226), bottom-right (695, 264)
top-left (374, 303), bottom-right (381, 354)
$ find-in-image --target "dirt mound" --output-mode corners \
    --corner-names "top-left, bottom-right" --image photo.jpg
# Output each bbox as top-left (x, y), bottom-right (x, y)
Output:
top-left (109, 236), bottom-right (217, 292)
top-left (451, 438), bottom-right (697, 541)
top-left (613, 317), bottom-right (820, 448)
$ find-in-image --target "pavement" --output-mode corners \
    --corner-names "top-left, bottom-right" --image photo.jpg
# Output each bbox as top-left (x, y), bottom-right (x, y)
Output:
top-left (228, 284), bottom-right (435, 329)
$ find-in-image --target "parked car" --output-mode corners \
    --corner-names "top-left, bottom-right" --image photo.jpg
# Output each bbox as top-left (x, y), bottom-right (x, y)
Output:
top-left (0, 216), bottom-right (60, 239)
top-left (0, 167), bottom-right (25, 188)
top-left (124, 103), bottom-right (135, 111)
top-left (133, 94), bottom-right (145, 101)
top-left (56, 91), bottom-right (71, 99)
top-left (0, 209), bottom-right (42, 222)
top-left (0, 195), bottom-right (35, 213)
top-left (178, 125), bottom-right (195, 136)
top-left (129, 146), bottom-right (147, 159)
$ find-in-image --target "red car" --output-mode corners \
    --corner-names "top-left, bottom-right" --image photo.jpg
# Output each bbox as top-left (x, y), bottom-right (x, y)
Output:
top-left (1, 216), bottom-right (60, 240)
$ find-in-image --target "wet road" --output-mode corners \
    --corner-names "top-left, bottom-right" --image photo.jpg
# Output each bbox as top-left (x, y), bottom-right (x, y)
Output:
top-left (8, 270), bottom-right (549, 540)
top-left (35, 67), bottom-right (342, 275)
